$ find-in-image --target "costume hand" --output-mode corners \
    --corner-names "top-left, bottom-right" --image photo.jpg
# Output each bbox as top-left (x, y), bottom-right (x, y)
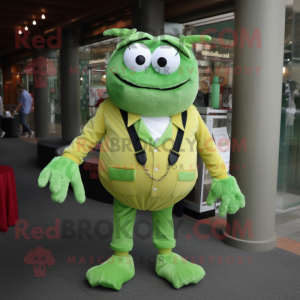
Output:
top-left (38, 156), bottom-right (85, 204)
top-left (206, 176), bottom-right (245, 217)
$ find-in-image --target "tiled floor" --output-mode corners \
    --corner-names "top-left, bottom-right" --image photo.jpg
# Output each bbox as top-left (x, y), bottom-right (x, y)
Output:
top-left (276, 236), bottom-right (300, 255)
top-left (203, 208), bottom-right (300, 256)
top-left (275, 208), bottom-right (300, 242)
top-left (274, 209), bottom-right (300, 255)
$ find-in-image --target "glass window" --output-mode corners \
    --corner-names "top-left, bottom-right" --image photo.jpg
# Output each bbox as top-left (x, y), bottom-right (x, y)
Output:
top-left (20, 59), bottom-right (34, 131)
top-left (79, 38), bottom-right (119, 127)
top-left (19, 50), bottom-right (61, 135)
top-left (48, 51), bottom-right (60, 135)
top-left (277, 0), bottom-right (300, 211)
top-left (185, 18), bottom-right (234, 109)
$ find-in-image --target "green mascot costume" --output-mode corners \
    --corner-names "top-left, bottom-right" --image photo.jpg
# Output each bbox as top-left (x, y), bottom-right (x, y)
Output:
top-left (38, 28), bottom-right (245, 290)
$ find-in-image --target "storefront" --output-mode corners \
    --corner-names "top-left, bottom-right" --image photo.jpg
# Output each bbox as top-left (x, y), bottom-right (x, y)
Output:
top-left (186, 7), bottom-right (300, 213)
top-left (2, 51), bottom-right (60, 135)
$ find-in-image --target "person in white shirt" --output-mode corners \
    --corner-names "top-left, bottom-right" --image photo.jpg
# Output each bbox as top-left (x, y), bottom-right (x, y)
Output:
top-left (0, 92), bottom-right (5, 138)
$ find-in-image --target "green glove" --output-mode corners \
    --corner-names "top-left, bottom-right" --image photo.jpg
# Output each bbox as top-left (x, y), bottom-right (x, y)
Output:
top-left (207, 176), bottom-right (245, 217)
top-left (38, 156), bottom-right (85, 204)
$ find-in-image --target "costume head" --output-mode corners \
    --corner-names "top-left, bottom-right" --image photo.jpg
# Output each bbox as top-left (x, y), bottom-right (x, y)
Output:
top-left (103, 28), bottom-right (211, 117)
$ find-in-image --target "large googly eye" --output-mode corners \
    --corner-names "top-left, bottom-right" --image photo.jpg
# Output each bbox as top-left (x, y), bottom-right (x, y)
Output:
top-left (151, 46), bottom-right (180, 75)
top-left (123, 43), bottom-right (151, 72)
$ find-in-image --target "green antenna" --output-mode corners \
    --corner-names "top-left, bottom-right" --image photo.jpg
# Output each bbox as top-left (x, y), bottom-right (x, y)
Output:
top-left (180, 34), bottom-right (212, 48)
top-left (103, 28), bottom-right (137, 40)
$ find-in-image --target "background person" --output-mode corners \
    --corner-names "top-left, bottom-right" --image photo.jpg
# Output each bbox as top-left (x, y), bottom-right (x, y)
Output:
top-left (13, 84), bottom-right (34, 138)
top-left (193, 75), bottom-right (210, 107)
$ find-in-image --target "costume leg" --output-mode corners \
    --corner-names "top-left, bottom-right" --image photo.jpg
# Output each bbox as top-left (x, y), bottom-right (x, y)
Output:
top-left (86, 198), bottom-right (136, 290)
top-left (111, 198), bottom-right (137, 253)
top-left (153, 205), bottom-right (205, 289)
top-left (152, 205), bottom-right (176, 251)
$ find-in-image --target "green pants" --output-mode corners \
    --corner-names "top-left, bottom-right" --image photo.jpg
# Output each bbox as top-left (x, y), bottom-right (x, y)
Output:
top-left (110, 198), bottom-right (176, 252)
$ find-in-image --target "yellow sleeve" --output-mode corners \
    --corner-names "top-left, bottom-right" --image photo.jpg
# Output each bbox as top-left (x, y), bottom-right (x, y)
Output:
top-left (62, 101), bottom-right (106, 165)
top-left (195, 111), bottom-right (228, 180)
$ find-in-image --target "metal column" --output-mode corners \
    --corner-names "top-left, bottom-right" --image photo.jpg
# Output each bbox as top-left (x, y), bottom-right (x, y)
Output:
top-left (131, 0), bottom-right (165, 35)
top-left (60, 29), bottom-right (81, 143)
top-left (224, 0), bottom-right (286, 251)
top-left (33, 48), bottom-right (50, 138)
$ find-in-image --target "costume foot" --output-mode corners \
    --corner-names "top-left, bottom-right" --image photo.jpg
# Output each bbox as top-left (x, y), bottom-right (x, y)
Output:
top-left (86, 254), bottom-right (135, 290)
top-left (155, 252), bottom-right (205, 289)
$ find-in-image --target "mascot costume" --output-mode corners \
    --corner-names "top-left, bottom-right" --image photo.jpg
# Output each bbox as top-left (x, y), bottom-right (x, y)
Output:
top-left (38, 28), bottom-right (245, 290)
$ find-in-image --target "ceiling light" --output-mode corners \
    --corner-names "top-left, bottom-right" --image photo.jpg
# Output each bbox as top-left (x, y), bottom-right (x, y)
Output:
top-left (33, 20), bottom-right (36, 25)
top-left (18, 30), bottom-right (22, 35)
top-left (103, 75), bottom-right (106, 78)
top-left (80, 77), bottom-right (83, 81)
top-left (42, 14), bottom-right (45, 19)
top-left (25, 26), bottom-right (28, 31)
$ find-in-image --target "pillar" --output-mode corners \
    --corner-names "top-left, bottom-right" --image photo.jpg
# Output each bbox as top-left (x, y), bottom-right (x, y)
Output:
top-left (131, 0), bottom-right (165, 35)
top-left (32, 48), bottom-right (50, 138)
top-left (224, 0), bottom-right (286, 251)
top-left (60, 29), bottom-right (81, 143)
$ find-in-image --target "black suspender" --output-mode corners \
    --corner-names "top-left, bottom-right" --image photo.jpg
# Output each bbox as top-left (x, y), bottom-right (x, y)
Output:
top-left (169, 110), bottom-right (187, 165)
top-left (120, 109), bottom-right (187, 166)
top-left (120, 109), bottom-right (147, 165)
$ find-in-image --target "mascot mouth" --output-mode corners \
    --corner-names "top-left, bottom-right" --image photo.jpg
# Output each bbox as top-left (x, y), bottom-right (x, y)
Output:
top-left (115, 74), bottom-right (190, 91)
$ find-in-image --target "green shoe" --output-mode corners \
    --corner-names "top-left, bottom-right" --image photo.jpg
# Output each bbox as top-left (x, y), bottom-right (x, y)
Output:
top-left (155, 252), bottom-right (205, 289)
top-left (86, 254), bottom-right (135, 290)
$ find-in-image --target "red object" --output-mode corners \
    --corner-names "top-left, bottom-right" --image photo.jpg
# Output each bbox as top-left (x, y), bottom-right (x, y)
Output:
top-left (0, 166), bottom-right (19, 232)
top-left (30, 93), bottom-right (34, 113)
top-left (95, 98), bottom-right (104, 108)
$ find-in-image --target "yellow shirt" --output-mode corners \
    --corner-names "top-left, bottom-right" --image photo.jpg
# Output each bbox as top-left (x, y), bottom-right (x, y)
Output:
top-left (63, 99), bottom-right (228, 211)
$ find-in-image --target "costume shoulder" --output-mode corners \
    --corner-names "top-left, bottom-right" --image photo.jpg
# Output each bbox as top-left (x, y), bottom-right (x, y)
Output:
top-left (187, 105), bottom-right (200, 118)
top-left (100, 98), bottom-right (119, 112)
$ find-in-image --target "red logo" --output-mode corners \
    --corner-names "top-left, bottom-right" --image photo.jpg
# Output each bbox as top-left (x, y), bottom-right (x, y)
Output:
top-left (24, 246), bottom-right (55, 277)
top-left (15, 28), bottom-right (61, 49)
top-left (24, 57), bottom-right (57, 88)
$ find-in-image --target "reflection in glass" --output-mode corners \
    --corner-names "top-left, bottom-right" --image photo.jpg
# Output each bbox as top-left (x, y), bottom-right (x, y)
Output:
top-left (79, 40), bottom-right (118, 128)
top-left (277, 1), bottom-right (300, 212)
top-left (186, 19), bottom-right (234, 109)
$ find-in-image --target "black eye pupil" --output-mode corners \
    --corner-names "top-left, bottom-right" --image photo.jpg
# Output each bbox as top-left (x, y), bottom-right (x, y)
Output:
top-left (157, 57), bottom-right (167, 68)
top-left (35, 67), bottom-right (38, 70)
top-left (136, 55), bottom-right (145, 65)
